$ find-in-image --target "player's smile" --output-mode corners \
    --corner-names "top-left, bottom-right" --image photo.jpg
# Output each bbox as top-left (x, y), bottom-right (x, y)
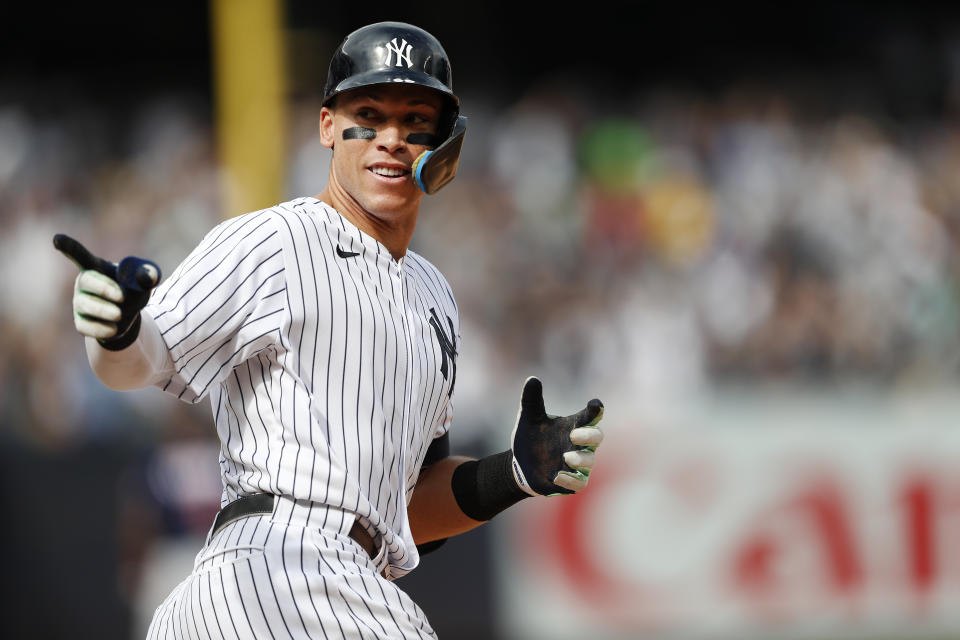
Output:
top-left (368, 162), bottom-right (411, 181)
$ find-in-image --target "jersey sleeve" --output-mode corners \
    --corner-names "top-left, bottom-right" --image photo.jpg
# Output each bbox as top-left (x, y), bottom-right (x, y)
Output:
top-left (144, 210), bottom-right (287, 403)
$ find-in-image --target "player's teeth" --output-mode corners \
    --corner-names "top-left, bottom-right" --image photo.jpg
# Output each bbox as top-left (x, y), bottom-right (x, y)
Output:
top-left (371, 167), bottom-right (406, 177)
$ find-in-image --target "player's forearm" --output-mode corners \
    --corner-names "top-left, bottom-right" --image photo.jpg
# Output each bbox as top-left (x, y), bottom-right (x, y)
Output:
top-left (85, 311), bottom-right (174, 390)
top-left (408, 452), bottom-right (531, 544)
top-left (408, 456), bottom-right (484, 544)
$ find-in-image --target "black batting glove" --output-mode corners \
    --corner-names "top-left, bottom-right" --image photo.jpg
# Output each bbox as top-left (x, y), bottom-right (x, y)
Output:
top-left (54, 233), bottom-right (161, 351)
top-left (510, 376), bottom-right (605, 496)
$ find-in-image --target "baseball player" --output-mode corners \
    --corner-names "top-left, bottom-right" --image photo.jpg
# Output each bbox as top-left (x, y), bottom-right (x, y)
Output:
top-left (56, 21), bottom-right (605, 639)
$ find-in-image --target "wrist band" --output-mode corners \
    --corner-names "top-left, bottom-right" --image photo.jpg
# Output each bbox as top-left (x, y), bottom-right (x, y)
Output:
top-left (451, 450), bottom-right (529, 522)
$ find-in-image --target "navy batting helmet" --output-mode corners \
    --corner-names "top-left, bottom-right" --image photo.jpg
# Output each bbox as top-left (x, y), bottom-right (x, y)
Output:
top-left (323, 22), bottom-right (457, 116)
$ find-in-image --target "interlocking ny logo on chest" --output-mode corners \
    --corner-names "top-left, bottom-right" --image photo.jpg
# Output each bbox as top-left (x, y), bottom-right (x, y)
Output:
top-left (429, 308), bottom-right (457, 396)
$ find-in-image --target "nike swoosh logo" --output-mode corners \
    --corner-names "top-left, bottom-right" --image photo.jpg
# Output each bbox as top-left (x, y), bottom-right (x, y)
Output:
top-left (336, 245), bottom-right (360, 259)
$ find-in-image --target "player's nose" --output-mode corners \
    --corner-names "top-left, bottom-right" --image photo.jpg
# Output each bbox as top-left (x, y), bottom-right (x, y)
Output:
top-left (376, 123), bottom-right (406, 153)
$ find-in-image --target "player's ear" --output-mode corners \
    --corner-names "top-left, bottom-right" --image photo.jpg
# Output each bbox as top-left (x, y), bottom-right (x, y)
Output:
top-left (319, 107), bottom-right (336, 149)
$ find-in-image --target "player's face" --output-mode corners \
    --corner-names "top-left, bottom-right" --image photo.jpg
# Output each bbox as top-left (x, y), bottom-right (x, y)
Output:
top-left (320, 85), bottom-right (444, 223)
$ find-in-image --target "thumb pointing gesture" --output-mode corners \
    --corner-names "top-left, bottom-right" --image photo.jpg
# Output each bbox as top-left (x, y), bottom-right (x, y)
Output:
top-left (510, 377), bottom-right (605, 496)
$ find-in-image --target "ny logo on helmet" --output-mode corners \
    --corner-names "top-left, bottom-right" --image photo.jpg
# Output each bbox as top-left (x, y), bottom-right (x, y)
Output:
top-left (384, 37), bottom-right (413, 68)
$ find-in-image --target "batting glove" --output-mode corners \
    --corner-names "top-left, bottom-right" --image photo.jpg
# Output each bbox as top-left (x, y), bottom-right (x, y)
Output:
top-left (510, 376), bottom-right (604, 496)
top-left (54, 234), bottom-right (161, 351)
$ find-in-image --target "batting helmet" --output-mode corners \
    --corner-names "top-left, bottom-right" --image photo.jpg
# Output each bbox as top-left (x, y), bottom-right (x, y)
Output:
top-left (322, 21), bottom-right (467, 193)
top-left (324, 22), bottom-right (456, 102)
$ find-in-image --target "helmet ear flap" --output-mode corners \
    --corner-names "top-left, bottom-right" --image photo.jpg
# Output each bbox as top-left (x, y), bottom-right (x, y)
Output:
top-left (437, 95), bottom-right (460, 141)
top-left (412, 115), bottom-right (467, 194)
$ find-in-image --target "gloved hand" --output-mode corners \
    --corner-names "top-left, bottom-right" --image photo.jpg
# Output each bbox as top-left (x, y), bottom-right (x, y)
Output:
top-left (510, 376), bottom-right (604, 496)
top-left (54, 234), bottom-right (161, 351)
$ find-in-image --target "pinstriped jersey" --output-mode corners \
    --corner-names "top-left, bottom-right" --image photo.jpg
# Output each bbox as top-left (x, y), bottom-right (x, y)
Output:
top-left (143, 196), bottom-right (460, 577)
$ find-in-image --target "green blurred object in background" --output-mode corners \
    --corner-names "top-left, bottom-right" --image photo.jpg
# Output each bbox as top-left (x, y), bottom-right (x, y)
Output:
top-left (578, 119), bottom-right (654, 195)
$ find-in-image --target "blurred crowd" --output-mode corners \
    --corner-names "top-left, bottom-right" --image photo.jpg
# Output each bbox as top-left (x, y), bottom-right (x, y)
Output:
top-left (3, 74), bottom-right (960, 454)
top-left (0, 94), bottom-right (220, 450)
top-left (425, 80), bottom-right (960, 425)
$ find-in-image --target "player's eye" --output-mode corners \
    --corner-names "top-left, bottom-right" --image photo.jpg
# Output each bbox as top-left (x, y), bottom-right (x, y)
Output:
top-left (406, 112), bottom-right (434, 127)
top-left (354, 108), bottom-right (381, 122)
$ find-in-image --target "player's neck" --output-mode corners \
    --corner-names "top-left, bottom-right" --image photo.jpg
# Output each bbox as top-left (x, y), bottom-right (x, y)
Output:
top-left (315, 186), bottom-right (417, 262)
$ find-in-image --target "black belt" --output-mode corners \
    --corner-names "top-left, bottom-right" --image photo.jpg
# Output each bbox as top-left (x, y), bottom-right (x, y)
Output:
top-left (211, 494), bottom-right (378, 560)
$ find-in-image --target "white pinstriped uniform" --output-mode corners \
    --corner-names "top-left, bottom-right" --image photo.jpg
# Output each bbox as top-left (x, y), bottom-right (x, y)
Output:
top-left (144, 196), bottom-right (460, 639)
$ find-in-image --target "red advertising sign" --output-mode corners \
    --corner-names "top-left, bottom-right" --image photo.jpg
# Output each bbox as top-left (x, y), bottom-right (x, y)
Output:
top-left (495, 417), bottom-right (960, 639)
